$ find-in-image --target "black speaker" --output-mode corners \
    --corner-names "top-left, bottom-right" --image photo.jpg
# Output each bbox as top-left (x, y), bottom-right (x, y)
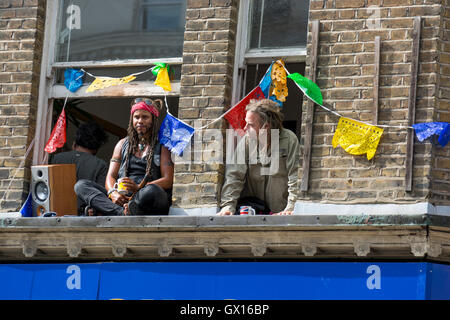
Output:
top-left (31, 164), bottom-right (78, 216)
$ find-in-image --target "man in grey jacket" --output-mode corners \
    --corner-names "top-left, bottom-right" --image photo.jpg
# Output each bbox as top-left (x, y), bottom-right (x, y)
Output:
top-left (218, 99), bottom-right (300, 215)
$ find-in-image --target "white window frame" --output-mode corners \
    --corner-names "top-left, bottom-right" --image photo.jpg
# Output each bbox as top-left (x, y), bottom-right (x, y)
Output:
top-left (232, 0), bottom-right (308, 105)
top-left (33, 0), bottom-right (182, 165)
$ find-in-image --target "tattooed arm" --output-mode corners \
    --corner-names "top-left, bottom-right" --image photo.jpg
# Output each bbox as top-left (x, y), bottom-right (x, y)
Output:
top-left (147, 146), bottom-right (174, 190)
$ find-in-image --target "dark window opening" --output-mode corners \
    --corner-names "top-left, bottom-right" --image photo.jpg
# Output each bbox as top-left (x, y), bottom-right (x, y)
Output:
top-left (244, 62), bottom-right (305, 140)
top-left (49, 97), bottom-right (179, 163)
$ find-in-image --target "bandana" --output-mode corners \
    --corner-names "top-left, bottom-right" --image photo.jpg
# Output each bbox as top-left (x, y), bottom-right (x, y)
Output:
top-left (131, 101), bottom-right (159, 117)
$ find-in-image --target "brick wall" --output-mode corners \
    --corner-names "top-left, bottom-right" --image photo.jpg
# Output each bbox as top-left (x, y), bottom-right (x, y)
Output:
top-left (432, 0), bottom-right (450, 206)
top-left (0, 0), bottom-right (44, 211)
top-left (172, 0), bottom-right (238, 210)
top-left (1, 0), bottom-right (447, 213)
top-left (299, 0), bottom-right (447, 205)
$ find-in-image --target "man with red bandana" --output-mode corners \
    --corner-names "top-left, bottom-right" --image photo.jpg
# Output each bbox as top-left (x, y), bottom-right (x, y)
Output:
top-left (74, 98), bottom-right (174, 216)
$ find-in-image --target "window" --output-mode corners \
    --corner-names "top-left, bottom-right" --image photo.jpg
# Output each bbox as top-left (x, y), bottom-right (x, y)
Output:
top-left (233, 0), bottom-right (310, 138)
top-left (56, 0), bottom-right (186, 61)
top-left (33, 0), bottom-right (186, 165)
top-left (140, 0), bottom-right (186, 32)
top-left (248, 0), bottom-right (309, 50)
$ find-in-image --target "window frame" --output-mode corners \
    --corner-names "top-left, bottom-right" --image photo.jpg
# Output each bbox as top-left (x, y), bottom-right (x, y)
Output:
top-left (231, 0), bottom-right (308, 105)
top-left (33, 0), bottom-right (183, 165)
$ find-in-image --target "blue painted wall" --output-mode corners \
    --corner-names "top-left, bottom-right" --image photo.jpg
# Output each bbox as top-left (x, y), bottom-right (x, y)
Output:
top-left (0, 262), bottom-right (448, 300)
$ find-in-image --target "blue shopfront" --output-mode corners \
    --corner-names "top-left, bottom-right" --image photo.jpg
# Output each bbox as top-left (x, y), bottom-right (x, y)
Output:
top-left (0, 262), bottom-right (449, 300)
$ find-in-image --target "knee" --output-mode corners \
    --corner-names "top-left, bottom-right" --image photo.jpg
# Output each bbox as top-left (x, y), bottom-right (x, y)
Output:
top-left (74, 179), bottom-right (92, 196)
top-left (136, 184), bottom-right (168, 207)
top-left (146, 184), bottom-right (166, 196)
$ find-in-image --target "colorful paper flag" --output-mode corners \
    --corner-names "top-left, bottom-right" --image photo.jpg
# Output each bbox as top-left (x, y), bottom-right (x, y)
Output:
top-left (259, 64), bottom-right (272, 98)
top-left (270, 60), bottom-right (288, 102)
top-left (85, 75), bottom-right (136, 93)
top-left (44, 108), bottom-right (67, 153)
top-left (64, 68), bottom-right (84, 93)
top-left (287, 72), bottom-right (323, 106)
top-left (332, 117), bottom-right (384, 160)
top-left (154, 66), bottom-right (172, 92)
top-left (158, 113), bottom-right (195, 156)
top-left (413, 122), bottom-right (450, 147)
top-left (19, 192), bottom-right (32, 217)
top-left (224, 86), bottom-right (265, 135)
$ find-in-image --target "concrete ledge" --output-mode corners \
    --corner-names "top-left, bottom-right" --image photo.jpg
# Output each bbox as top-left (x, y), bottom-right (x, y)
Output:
top-left (0, 214), bottom-right (448, 263)
top-left (0, 214), bottom-right (430, 229)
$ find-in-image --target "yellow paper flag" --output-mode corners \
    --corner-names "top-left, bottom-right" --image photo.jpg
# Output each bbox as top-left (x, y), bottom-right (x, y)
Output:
top-left (86, 75), bottom-right (136, 93)
top-left (154, 67), bottom-right (172, 91)
top-left (332, 117), bottom-right (384, 160)
top-left (270, 59), bottom-right (288, 102)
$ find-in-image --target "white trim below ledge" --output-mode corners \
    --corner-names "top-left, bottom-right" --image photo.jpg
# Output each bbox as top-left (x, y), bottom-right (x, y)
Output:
top-left (169, 206), bottom-right (219, 216)
top-left (167, 202), bottom-right (450, 217)
top-left (3, 203), bottom-right (449, 218)
top-left (294, 202), bottom-right (450, 217)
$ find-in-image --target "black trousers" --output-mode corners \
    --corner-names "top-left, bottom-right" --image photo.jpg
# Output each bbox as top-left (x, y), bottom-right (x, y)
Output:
top-left (74, 179), bottom-right (170, 216)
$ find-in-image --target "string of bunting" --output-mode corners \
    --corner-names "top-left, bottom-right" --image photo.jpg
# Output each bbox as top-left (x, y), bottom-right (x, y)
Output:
top-left (44, 63), bottom-right (173, 153)
top-left (48, 60), bottom-right (449, 160)
top-left (277, 61), bottom-right (449, 159)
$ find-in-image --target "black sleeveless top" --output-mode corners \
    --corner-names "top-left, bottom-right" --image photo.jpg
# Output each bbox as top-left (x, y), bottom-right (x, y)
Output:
top-left (118, 139), bottom-right (162, 185)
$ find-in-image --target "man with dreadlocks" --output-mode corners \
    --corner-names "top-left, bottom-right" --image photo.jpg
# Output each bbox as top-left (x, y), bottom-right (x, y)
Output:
top-left (74, 98), bottom-right (174, 216)
top-left (218, 99), bottom-right (300, 216)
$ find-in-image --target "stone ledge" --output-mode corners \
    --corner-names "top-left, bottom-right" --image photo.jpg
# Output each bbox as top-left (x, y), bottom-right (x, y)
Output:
top-left (0, 213), bottom-right (431, 229)
top-left (0, 214), bottom-right (448, 263)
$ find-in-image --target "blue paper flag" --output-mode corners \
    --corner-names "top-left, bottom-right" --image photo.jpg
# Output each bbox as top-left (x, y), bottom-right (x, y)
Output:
top-left (259, 64), bottom-right (272, 98)
top-left (19, 192), bottom-right (32, 217)
top-left (64, 68), bottom-right (84, 93)
top-left (269, 95), bottom-right (283, 107)
top-left (158, 113), bottom-right (195, 156)
top-left (413, 122), bottom-right (450, 147)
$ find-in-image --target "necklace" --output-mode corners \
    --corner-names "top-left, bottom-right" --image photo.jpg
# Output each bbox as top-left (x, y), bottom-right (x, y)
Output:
top-left (138, 139), bottom-right (147, 151)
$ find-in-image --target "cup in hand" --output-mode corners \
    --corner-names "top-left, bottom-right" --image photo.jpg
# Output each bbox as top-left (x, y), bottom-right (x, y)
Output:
top-left (117, 178), bottom-right (131, 196)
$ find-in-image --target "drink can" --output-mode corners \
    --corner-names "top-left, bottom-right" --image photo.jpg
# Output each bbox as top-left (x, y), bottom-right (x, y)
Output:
top-left (239, 206), bottom-right (255, 215)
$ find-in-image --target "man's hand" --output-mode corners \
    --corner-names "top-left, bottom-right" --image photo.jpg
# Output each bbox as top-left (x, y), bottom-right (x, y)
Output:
top-left (118, 177), bottom-right (139, 194)
top-left (217, 209), bottom-right (233, 216)
top-left (109, 191), bottom-right (129, 207)
top-left (273, 210), bottom-right (293, 215)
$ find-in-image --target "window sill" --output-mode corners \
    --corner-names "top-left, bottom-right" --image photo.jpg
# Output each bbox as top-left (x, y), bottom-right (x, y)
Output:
top-left (244, 47), bottom-right (307, 64)
top-left (50, 81), bottom-right (180, 98)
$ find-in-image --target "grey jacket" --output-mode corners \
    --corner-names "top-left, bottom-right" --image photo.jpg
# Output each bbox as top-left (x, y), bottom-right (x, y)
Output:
top-left (220, 128), bottom-right (300, 214)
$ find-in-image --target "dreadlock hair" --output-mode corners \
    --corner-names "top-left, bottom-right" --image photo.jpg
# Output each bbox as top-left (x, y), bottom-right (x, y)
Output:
top-left (123, 98), bottom-right (163, 179)
top-left (245, 98), bottom-right (284, 130)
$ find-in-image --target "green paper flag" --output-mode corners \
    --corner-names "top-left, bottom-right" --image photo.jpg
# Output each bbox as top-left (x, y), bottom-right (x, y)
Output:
top-left (287, 73), bottom-right (323, 106)
top-left (151, 63), bottom-right (167, 76)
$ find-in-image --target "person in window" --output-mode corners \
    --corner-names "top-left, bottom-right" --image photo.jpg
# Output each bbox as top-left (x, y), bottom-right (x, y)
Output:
top-left (50, 122), bottom-right (108, 215)
top-left (74, 98), bottom-right (174, 216)
top-left (218, 99), bottom-right (300, 216)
